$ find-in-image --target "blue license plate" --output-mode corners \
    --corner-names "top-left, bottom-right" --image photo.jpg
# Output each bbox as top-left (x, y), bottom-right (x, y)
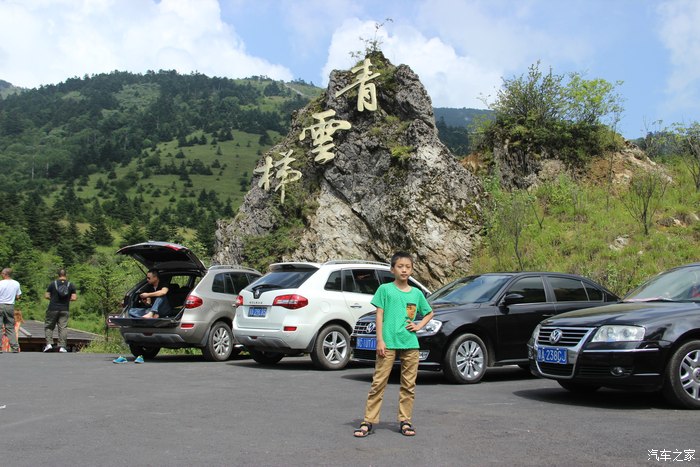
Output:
top-left (248, 307), bottom-right (267, 318)
top-left (356, 337), bottom-right (377, 350)
top-left (537, 346), bottom-right (568, 364)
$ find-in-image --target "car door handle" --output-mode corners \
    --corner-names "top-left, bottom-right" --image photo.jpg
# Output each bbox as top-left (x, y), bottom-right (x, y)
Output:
top-left (350, 304), bottom-right (363, 309)
top-left (542, 313), bottom-right (554, 317)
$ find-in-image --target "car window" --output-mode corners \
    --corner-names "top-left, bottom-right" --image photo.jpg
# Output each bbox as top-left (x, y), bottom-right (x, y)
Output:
top-left (229, 273), bottom-right (250, 294)
top-left (211, 273), bottom-right (226, 293)
top-left (506, 276), bottom-right (546, 304)
top-left (324, 271), bottom-right (342, 291)
top-left (343, 269), bottom-right (380, 295)
top-left (549, 276), bottom-right (589, 302)
top-left (585, 284), bottom-right (603, 301)
top-left (247, 269), bottom-right (316, 291)
top-left (168, 275), bottom-right (193, 288)
top-left (430, 275), bottom-right (511, 305)
top-left (377, 270), bottom-right (394, 285)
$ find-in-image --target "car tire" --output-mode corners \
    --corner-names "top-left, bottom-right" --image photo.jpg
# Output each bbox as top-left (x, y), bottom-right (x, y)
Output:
top-left (249, 348), bottom-right (285, 365)
top-left (202, 321), bottom-right (234, 362)
top-left (662, 340), bottom-right (700, 409)
top-left (310, 324), bottom-right (351, 371)
top-left (129, 344), bottom-right (160, 360)
top-left (443, 333), bottom-right (487, 384)
top-left (557, 380), bottom-right (601, 393)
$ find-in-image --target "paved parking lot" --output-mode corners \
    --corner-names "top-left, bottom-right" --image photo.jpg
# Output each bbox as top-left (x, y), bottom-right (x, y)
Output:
top-left (0, 352), bottom-right (697, 466)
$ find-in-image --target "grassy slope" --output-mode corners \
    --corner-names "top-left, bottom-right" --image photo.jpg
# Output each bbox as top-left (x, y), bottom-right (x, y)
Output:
top-left (469, 157), bottom-right (700, 296)
top-left (75, 129), bottom-right (276, 214)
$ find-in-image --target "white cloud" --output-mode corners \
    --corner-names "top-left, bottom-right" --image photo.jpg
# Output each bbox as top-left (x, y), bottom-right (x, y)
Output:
top-left (657, 0), bottom-right (700, 116)
top-left (322, 18), bottom-right (501, 108)
top-left (0, 0), bottom-right (292, 88)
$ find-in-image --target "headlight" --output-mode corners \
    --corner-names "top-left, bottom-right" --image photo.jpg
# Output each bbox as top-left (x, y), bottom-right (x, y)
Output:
top-left (416, 319), bottom-right (442, 336)
top-left (591, 325), bottom-right (645, 342)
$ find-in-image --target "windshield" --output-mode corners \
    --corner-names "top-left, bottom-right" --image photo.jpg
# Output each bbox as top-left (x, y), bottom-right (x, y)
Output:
top-left (246, 269), bottom-right (317, 292)
top-left (429, 275), bottom-right (511, 305)
top-left (624, 265), bottom-right (700, 303)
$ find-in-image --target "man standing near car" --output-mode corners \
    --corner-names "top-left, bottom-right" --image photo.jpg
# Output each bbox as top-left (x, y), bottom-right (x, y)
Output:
top-left (44, 269), bottom-right (77, 353)
top-left (0, 268), bottom-right (22, 353)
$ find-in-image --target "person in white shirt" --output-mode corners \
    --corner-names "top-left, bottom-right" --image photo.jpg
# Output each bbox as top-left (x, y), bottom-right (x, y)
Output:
top-left (0, 268), bottom-right (22, 353)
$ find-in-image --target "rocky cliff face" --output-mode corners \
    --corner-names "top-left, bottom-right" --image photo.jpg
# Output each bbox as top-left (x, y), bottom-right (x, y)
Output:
top-left (214, 52), bottom-right (483, 288)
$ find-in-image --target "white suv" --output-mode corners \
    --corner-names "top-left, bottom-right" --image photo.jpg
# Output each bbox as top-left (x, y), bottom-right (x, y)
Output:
top-left (234, 260), bottom-right (430, 370)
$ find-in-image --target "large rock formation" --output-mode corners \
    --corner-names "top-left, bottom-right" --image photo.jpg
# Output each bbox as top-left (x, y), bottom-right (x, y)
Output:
top-left (214, 52), bottom-right (483, 288)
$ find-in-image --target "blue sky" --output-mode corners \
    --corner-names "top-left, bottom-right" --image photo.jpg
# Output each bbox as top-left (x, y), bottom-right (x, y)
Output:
top-left (0, 0), bottom-right (698, 139)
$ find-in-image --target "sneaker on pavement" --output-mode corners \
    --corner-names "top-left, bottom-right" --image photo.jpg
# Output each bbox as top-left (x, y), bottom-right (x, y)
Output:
top-left (58, 347), bottom-right (67, 353)
top-left (43, 344), bottom-right (53, 352)
top-left (112, 356), bottom-right (128, 363)
top-left (134, 355), bottom-right (144, 364)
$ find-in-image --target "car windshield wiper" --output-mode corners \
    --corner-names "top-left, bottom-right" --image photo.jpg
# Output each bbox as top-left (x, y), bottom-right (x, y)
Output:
top-left (623, 297), bottom-right (677, 303)
top-left (431, 300), bottom-right (459, 306)
top-left (252, 283), bottom-right (283, 292)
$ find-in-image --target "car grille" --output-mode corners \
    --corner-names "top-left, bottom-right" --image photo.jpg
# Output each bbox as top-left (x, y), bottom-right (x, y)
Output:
top-left (536, 326), bottom-right (592, 347)
top-left (537, 362), bottom-right (574, 376)
top-left (353, 321), bottom-right (375, 335)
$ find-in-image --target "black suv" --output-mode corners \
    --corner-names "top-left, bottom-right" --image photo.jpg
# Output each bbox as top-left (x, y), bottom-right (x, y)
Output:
top-left (351, 272), bottom-right (618, 383)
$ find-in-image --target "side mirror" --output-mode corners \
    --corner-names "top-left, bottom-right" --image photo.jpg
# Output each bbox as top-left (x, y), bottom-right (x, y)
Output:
top-left (501, 293), bottom-right (524, 306)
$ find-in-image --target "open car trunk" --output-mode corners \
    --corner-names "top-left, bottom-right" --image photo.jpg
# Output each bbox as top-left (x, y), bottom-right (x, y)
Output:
top-left (113, 241), bottom-right (206, 329)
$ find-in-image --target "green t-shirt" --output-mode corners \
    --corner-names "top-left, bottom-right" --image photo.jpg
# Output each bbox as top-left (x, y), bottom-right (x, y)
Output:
top-left (371, 282), bottom-right (432, 349)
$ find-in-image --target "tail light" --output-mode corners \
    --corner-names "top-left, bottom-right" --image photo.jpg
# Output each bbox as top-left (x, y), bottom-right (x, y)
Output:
top-left (235, 295), bottom-right (244, 307)
top-left (184, 295), bottom-right (203, 309)
top-left (273, 294), bottom-right (308, 309)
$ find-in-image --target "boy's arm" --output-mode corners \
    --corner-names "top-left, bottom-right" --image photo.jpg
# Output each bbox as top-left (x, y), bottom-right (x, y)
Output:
top-left (375, 307), bottom-right (387, 358)
top-left (406, 310), bottom-right (434, 332)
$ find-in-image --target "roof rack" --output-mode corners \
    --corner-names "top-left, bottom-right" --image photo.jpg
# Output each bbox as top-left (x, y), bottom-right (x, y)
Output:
top-left (208, 264), bottom-right (261, 273)
top-left (323, 260), bottom-right (390, 267)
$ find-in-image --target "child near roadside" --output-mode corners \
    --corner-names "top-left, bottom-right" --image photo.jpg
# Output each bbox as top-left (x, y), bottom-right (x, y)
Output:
top-left (1, 309), bottom-right (23, 352)
top-left (353, 251), bottom-right (434, 437)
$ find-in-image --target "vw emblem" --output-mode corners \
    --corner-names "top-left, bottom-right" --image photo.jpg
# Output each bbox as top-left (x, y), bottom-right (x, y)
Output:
top-left (549, 329), bottom-right (563, 345)
top-left (366, 322), bottom-right (376, 334)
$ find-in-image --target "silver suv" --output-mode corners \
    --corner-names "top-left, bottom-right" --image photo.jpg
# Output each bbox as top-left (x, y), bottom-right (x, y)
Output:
top-left (111, 241), bottom-right (261, 361)
top-left (234, 260), bottom-right (430, 370)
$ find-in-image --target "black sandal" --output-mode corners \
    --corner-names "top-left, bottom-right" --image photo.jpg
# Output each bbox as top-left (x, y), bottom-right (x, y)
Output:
top-left (400, 421), bottom-right (415, 436)
top-left (353, 421), bottom-right (373, 438)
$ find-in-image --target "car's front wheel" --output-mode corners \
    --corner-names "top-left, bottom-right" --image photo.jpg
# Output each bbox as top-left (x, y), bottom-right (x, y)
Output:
top-left (310, 324), bottom-right (351, 370)
top-left (249, 348), bottom-right (285, 365)
top-left (129, 344), bottom-right (160, 360)
top-left (663, 340), bottom-right (700, 409)
top-left (557, 380), bottom-right (601, 393)
top-left (443, 333), bottom-right (487, 384)
top-left (202, 321), bottom-right (233, 362)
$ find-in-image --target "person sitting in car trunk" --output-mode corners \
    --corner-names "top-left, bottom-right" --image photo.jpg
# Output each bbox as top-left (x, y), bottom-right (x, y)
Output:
top-left (128, 270), bottom-right (171, 319)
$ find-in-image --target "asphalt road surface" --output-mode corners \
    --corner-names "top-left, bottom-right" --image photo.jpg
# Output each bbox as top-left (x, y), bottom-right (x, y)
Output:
top-left (0, 352), bottom-right (697, 466)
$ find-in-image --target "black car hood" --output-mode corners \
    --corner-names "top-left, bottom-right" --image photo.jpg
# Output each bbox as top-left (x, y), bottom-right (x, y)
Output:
top-left (356, 303), bottom-right (477, 323)
top-left (542, 301), bottom-right (700, 327)
top-left (117, 241), bottom-right (206, 272)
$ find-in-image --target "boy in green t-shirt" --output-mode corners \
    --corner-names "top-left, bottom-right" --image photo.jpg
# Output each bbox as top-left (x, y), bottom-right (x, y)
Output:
top-left (353, 252), bottom-right (433, 437)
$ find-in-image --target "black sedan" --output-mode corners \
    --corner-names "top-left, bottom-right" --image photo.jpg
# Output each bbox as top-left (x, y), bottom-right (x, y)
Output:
top-left (528, 263), bottom-right (700, 409)
top-left (350, 272), bottom-right (618, 383)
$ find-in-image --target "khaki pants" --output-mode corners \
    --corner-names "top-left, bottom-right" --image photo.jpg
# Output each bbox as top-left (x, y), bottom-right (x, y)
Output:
top-left (362, 349), bottom-right (419, 424)
top-left (45, 308), bottom-right (69, 348)
top-left (0, 304), bottom-right (19, 351)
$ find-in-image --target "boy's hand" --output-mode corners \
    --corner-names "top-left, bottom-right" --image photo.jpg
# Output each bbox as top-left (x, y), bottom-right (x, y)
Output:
top-left (406, 321), bottom-right (420, 333)
top-left (376, 340), bottom-right (387, 358)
